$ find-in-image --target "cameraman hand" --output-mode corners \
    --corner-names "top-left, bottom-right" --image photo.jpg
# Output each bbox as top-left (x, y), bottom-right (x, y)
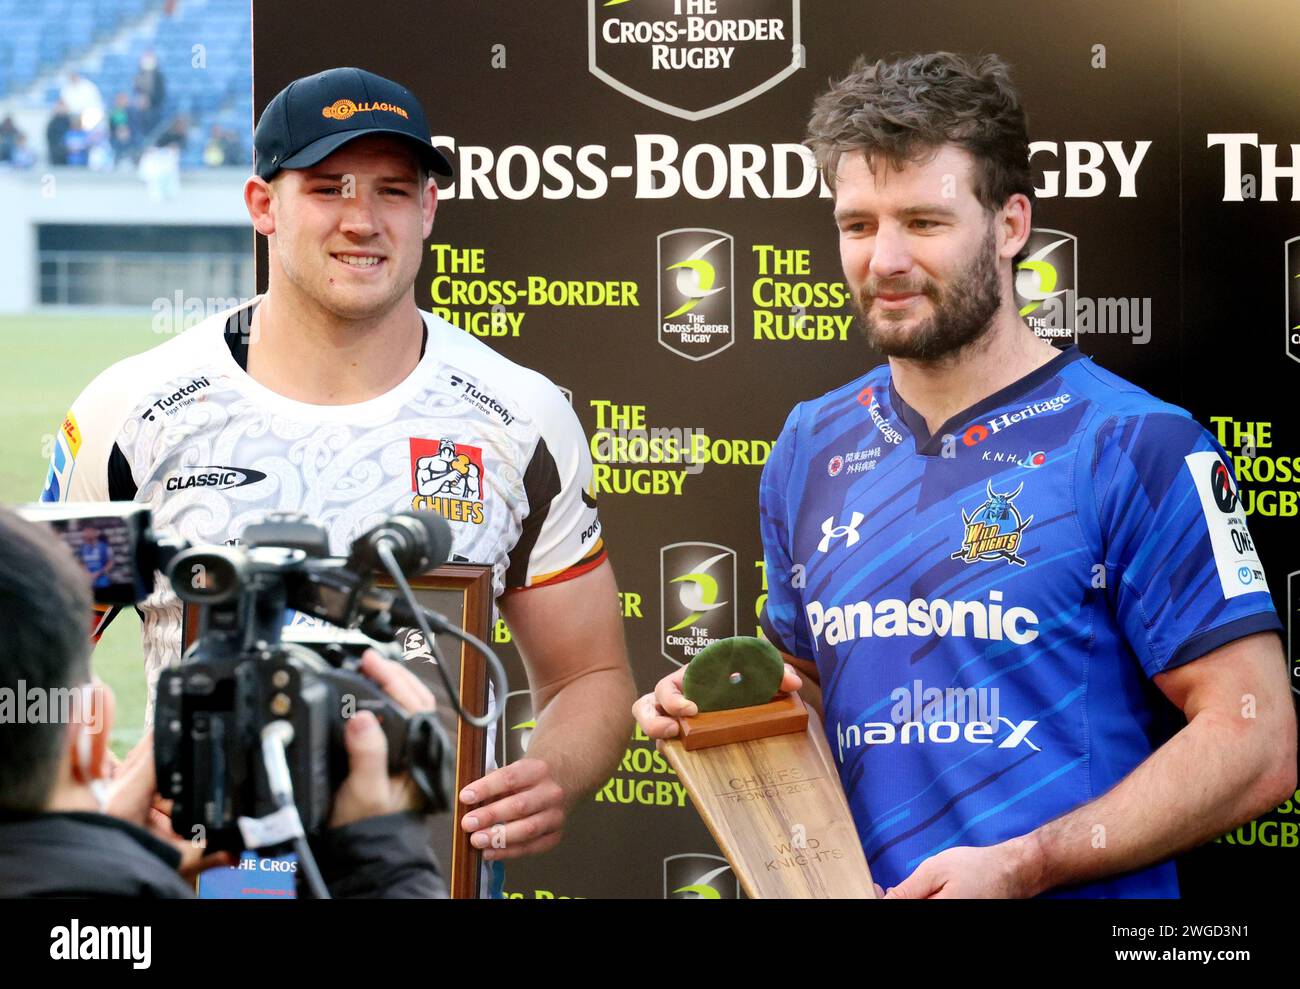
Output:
top-left (107, 730), bottom-right (233, 880)
top-left (329, 649), bottom-right (436, 829)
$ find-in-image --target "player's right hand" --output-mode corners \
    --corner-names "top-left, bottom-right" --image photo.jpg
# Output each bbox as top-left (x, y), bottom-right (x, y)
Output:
top-left (632, 663), bottom-right (803, 740)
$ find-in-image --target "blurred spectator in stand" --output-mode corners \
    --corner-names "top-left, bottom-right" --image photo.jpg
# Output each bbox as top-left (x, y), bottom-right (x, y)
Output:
top-left (133, 50), bottom-right (167, 135)
top-left (64, 126), bottom-right (90, 167)
top-left (109, 92), bottom-right (135, 166)
top-left (202, 125), bottom-right (244, 166)
top-left (220, 129), bottom-right (245, 165)
top-left (154, 115), bottom-right (189, 154)
top-left (61, 70), bottom-right (105, 132)
top-left (202, 124), bottom-right (227, 166)
top-left (0, 116), bottom-right (19, 163)
top-left (47, 101), bottom-right (72, 166)
top-left (9, 134), bottom-right (37, 170)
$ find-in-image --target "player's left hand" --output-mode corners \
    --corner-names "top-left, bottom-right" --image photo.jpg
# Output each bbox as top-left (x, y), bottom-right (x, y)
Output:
top-left (459, 759), bottom-right (567, 861)
top-left (883, 843), bottom-right (1037, 899)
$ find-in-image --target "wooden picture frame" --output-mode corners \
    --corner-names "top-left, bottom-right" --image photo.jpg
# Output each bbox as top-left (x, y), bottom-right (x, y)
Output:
top-left (181, 563), bottom-right (494, 899)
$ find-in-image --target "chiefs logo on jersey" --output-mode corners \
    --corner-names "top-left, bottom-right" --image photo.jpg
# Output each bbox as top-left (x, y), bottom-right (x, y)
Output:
top-left (409, 438), bottom-right (487, 524)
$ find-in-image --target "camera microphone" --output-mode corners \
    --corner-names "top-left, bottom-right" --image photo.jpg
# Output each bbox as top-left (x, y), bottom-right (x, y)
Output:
top-left (348, 511), bottom-right (453, 577)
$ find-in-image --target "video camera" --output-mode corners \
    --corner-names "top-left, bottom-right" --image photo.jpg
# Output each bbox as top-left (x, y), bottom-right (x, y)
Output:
top-left (17, 503), bottom-right (485, 859)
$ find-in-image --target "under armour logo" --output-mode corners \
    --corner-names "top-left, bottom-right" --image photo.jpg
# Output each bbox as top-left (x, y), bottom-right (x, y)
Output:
top-left (818, 512), bottom-right (864, 553)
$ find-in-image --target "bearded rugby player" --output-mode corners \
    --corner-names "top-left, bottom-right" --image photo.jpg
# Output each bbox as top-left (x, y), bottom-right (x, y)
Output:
top-left (42, 68), bottom-right (635, 883)
top-left (635, 52), bottom-right (1296, 898)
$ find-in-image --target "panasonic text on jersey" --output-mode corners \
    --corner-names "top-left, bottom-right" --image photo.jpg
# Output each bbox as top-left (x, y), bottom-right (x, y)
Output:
top-left (805, 590), bottom-right (1040, 648)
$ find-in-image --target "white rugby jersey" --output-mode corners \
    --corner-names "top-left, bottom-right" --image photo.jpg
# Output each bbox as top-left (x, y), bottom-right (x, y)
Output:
top-left (42, 298), bottom-right (606, 714)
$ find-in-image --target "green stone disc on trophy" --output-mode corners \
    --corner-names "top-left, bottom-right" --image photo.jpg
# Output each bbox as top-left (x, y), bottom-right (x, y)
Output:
top-left (682, 636), bottom-right (785, 712)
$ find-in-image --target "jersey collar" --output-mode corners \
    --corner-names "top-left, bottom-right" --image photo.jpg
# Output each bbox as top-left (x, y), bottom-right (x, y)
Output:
top-left (888, 345), bottom-right (1086, 456)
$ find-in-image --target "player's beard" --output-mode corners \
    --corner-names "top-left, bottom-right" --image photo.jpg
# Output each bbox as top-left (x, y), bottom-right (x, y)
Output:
top-left (854, 224), bottom-right (1002, 363)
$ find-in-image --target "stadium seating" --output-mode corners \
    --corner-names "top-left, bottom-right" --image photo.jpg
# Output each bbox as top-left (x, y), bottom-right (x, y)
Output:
top-left (0, 0), bottom-right (253, 168)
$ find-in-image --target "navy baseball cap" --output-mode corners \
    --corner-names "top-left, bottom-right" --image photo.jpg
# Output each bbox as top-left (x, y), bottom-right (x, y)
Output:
top-left (253, 67), bottom-right (453, 181)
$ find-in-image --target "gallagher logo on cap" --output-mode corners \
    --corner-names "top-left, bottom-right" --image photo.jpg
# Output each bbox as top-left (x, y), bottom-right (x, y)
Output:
top-left (322, 98), bottom-right (410, 121)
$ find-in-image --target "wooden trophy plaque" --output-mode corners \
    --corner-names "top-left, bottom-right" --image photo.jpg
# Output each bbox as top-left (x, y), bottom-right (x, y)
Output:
top-left (661, 692), bottom-right (876, 899)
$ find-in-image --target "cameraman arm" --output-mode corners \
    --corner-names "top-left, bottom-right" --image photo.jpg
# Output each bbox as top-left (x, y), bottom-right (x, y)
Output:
top-left (307, 653), bottom-right (447, 898)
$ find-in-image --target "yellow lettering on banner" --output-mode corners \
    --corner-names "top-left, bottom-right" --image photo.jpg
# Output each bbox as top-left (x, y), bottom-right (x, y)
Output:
top-left (753, 310), bottom-right (853, 341)
top-left (524, 277), bottom-right (640, 307)
top-left (432, 307), bottom-right (524, 337)
top-left (592, 464), bottom-right (687, 496)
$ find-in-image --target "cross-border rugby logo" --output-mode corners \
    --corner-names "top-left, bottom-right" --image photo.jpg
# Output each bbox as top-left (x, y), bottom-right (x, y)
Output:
top-left (1015, 228), bottom-right (1077, 346)
top-left (952, 481), bottom-right (1033, 567)
top-left (1286, 236), bottom-right (1300, 364)
top-left (590, 1), bottom-right (802, 122)
top-left (410, 438), bottom-right (487, 524)
top-left (499, 689), bottom-right (536, 766)
top-left (658, 228), bottom-right (734, 361)
top-left (661, 541), bottom-right (736, 665)
top-left (663, 853), bottom-right (739, 899)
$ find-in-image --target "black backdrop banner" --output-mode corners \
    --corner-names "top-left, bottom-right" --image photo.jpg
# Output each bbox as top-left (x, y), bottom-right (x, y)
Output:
top-left (251, 0), bottom-right (1300, 899)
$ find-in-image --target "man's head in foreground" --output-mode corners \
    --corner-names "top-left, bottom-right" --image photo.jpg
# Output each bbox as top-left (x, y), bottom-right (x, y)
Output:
top-left (806, 52), bottom-right (1036, 363)
top-left (0, 508), bottom-right (112, 813)
top-left (246, 67), bottom-right (453, 323)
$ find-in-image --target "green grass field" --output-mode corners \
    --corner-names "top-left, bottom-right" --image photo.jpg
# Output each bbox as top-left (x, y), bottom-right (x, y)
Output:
top-left (2, 311), bottom-right (168, 755)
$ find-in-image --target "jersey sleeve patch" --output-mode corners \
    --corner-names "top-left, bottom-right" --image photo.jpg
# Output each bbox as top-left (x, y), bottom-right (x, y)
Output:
top-left (1094, 412), bottom-right (1279, 676)
top-left (1182, 450), bottom-right (1268, 599)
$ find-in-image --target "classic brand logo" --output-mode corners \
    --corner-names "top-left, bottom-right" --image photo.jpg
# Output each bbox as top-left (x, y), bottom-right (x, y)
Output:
top-left (163, 466), bottom-right (267, 492)
top-left (1015, 228), bottom-right (1078, 345)
top-left (657, 228), bottom-right (734, 361)
top-left (952, 481), bottom-right (1033, 567)
top-left (321, 98), bottom-right (410, 121)
top-left (409, 438), bottom-right (487, 524)
top-left (660, 542), bottom-right (736, 665)
top-left (662, 853), bottom-right (738, 899)
top-left (590, 0), bottom-right (803, 122)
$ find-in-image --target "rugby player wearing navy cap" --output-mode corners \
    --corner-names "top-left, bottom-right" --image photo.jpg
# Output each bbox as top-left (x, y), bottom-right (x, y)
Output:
top-left (43, 68), bottom-right (635, 888)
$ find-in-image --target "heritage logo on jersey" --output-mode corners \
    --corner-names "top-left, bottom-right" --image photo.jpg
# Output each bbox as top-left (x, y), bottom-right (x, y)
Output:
top-left (140, 377), bottom-right (211, 422)
top-left (448, 373), bottom-right (516, 426)
top-left (1186, 451), bottom-right (1268, 599)
top-left (163, 466), bottom-right (267, 491)
top-left (952, 481), bottom-right (1033, 567)
top-left (410, 438), bottom-right (487, 524)
top-left (856, 386), bottom-right (902, 444)
top-left (658, 228), bottom-right (734, 361)
top-left (590, 1), bottom-right (802, 123)
top-left (661, 542), bottom-right (736, 665)
top-left (1015, 228), bottom-right (1078, 345)
top-left (662, 853), bottom-right (738, 899)
top-left (961, 394), bottom-right (1072, 447)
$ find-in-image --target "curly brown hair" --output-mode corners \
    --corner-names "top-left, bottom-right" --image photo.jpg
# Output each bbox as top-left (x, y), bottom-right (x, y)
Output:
top-left (805, 52), bottom-right (1034, 215)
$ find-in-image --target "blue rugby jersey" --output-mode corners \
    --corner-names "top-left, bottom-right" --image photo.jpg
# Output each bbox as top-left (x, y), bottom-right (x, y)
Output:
top-left (759, 346), bottom-right (1280, 898)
